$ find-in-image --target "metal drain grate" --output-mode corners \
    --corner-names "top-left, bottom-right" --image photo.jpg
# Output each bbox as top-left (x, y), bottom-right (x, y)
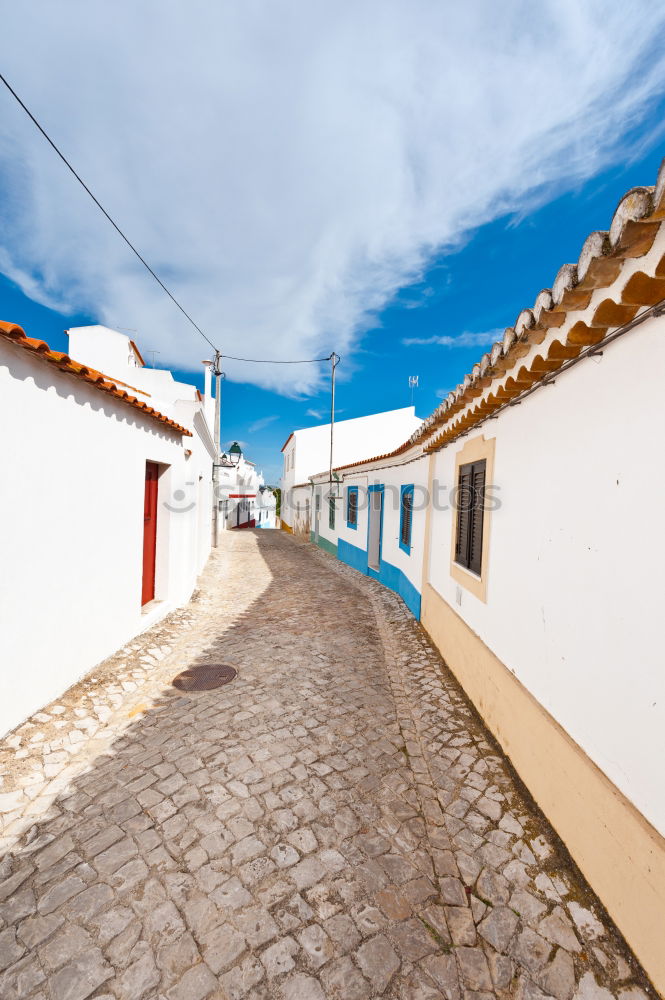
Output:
top-left (172, 664), bottom-right (237, 691)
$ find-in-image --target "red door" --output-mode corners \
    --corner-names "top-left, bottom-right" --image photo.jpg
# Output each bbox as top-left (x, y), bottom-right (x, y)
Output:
top-left (142, 462), bottom-right (159, 605)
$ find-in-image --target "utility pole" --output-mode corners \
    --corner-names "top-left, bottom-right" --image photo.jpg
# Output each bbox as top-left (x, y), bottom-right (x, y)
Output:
top-left (212, 351), bottom-right (223, 548)
top-left (329, 352), bottom-right (340, 489)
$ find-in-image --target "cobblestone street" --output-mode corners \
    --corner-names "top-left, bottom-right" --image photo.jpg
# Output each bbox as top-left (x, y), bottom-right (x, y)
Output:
top-left (0, 530), bottom-right (652, 1000)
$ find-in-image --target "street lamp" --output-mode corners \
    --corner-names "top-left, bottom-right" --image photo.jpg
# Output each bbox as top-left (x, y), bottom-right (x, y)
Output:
top-left (229, 442), bottom-right (242, 466)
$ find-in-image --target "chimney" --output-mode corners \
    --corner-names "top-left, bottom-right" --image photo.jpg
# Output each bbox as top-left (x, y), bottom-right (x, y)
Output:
top-left (202, 361), bottom-right (214, 427)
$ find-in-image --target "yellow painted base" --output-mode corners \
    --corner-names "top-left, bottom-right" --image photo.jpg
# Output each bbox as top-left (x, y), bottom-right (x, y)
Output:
top-left (280, 521), bottom-right (293, 535)
top-left (421, 582), bottom-right (665, 996)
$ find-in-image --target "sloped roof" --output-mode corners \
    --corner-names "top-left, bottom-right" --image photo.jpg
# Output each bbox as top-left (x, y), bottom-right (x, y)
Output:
top-left (0, 321), bottom-right (192, 437)
top-left (315, 159), bottom-right (665, 477)
top-left (412, 164), bottom-right (665, 452)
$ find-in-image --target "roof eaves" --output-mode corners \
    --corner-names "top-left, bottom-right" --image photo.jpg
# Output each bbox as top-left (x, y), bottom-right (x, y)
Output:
top-left (412, 164), bottom-right (665, 452)
top-left (0, 322), bottom-right (192, 437)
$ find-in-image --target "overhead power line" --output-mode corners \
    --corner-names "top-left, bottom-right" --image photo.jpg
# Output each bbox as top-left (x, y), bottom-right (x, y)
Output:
top-left (220, 353), bottom-right (335, 363)
top-left (0, 70), bottom-right (338, 369)
top-left (0, 70), bottom-right (219, 354)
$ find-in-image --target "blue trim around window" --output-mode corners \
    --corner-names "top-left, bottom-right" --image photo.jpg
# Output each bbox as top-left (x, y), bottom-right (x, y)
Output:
top-left (366, 484), bottom-right (384, 580)
top-left (399, 484), bottom-right (414, 554)
top-left (346, 485), bottom-right (359, 529)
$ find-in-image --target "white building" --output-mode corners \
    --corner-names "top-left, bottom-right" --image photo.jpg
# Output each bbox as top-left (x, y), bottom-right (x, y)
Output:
top-left (216, 444), bottom-right (277, 530)
top-left (298, 169), bottom-right (665, 992)
top-left (280, 407), bottom-right (421, 535)
top-left (0, 322), bottom-right (216, 737)
top-left (310, 443), bottom-right (428, 618)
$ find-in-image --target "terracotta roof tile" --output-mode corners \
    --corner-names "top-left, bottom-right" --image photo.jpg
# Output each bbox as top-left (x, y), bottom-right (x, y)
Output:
top-left (0, 321), bottom-right (192, 437)
top-left (312, 158), bottom-right (665, 476)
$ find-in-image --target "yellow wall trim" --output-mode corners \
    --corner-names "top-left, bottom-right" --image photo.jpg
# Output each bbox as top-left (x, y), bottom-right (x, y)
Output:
top-left (421, 581), bottom-right (665, 996)
top-left (280, 521), bottom-right (293, 535)
top-left (449, 433), bottom-right (495, 603)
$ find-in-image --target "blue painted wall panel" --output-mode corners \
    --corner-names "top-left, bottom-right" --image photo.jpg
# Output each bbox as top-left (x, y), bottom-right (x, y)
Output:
top-left (337, 538), bottom-right (421, 619)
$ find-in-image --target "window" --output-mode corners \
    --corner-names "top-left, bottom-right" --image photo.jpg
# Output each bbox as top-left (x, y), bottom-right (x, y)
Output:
top-left (346, 486), bottom-right (358, 529)
top-left (399, 485), bottom-right (414, 553)
top-left (454, 459), bottom-right (486, 575)
top-left (328, 494), bottom-right (335, 530)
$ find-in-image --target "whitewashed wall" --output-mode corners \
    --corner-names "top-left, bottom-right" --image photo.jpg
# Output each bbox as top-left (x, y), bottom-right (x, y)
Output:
top-left (281, 407), bottom-right (421, 528)
top-left (0, 340), bottom-right (213, 737)
top-left (427, 313), bottom-right (665, 836)
top-left (311, 454), bottom-right (428, 616)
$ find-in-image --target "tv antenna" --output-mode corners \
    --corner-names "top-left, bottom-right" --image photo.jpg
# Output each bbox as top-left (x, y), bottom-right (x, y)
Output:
top-left (408, 375), bottom-right (419, 404)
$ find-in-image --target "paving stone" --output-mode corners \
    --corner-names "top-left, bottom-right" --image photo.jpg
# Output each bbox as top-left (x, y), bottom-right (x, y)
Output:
top-left (567, 903), bottom-right (605, 941)
top-left (539, 907), bottom-right (582, 953)
top-left (0, 927), bottom-right (26, 971)
top-left (511, 889), bottom-right (549, 925)
top-left (49, 947), bottom-right (113, 1000)
top-left (356, 933), bottom-right (401, 993)
top-left (38, 875), bottom-right (86, 914)
top-left (446, 906), bottom-right (477, 946)
top-left (17, 912), bottom-right (64, 949)
top-left (296, 924), bottom-right (334, 970)
top-left (323, 912), bottom-right (362, 951)
top-left (200, 922), bottom-right (246, 973)
top-left (421, 953), bottom-right (461, 1000)
top-left (440, 876), bottom-right (469, 906)
top-left (233, 905), bottom-right (279, 946)
top-left (219, 954), bottom-right (265, 998)
top-left (539, 948), bottom-right (576, 1000)
top-left (92, 905), bottom-right (134, 946)
top-left (391, 916), bottom-right (438, 962)
top-left (0, 887), bottom-right (36, 925)
top-left (456, 946), bottom-right (493, 991)
top-left (271, 842), bottom-right (300, 868)
top-left (281, 971), bottom-right (326, 1000)
top-left (487, 948), bottom-right (514, 989)
top-left (260, 935), bottom-right (299, 977)
top-left (478, 905), bottom-right (520, 952)
top-left (64, 882), bottom-right (114, 921)
top-left (572, 972), bottom-right (616, 1000)
top-left (166, 961), bottom-right (218, 1000)
top-left (320, 954), bottom-right (371, 999)
top-left (39, 924), bottom-right (94, 971)
top-left (113, 951), bottom-right (160, 999)
top-left (513, 928), bottom-right (553, 974)
top-left (0, 953), bottom-right (46, 999)
top-left (290, 856), bottom-right (327, 891)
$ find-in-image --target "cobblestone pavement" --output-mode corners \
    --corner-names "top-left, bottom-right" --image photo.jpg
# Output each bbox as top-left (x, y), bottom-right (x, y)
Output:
top-left (0, 530), bottom-right (653, 1000)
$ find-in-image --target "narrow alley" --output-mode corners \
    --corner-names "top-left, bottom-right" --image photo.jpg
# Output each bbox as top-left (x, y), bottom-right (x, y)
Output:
top-left (0, 532), bottom-right (650, 1000)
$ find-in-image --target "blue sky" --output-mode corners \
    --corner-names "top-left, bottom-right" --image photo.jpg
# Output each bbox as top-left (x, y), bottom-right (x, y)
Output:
top-left (2, 3), bottom-right (665, 483)
top-left (4, 140), bottom-right (665, 483)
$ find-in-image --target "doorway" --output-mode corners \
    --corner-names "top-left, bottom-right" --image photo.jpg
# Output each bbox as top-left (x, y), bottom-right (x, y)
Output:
top-left (368, 485), bottom-right (383, 573)
top-left (142, 462), bottom-right (159, 605)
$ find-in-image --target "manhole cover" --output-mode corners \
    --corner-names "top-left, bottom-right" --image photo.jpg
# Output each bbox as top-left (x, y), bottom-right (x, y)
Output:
top-left (172, 664), bottom-right (237, 691)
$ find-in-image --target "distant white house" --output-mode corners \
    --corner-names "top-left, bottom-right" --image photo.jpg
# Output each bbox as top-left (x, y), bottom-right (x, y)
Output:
top-left (279, 407), bottom-right (421, 535)
top-left (216, 443), bottom-right (277, 530)
top-left (0, 322), bottom-right (217, 737)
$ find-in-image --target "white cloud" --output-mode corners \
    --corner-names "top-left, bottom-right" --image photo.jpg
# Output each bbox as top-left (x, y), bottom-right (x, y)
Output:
top-left (1, 2), bottom-right (664, 395)
top-left (402, 329), bottom-right (503, 348)
top-left (248, 414), bottom-right (279, 433)
top-left (306, 408), bottom-right (324, 420)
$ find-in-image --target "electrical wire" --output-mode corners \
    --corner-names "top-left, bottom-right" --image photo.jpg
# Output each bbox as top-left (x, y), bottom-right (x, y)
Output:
top-left (220, 353), bottom-right (335, 364)
top-left (0, 70), bottom-right (221, 355)
top-left (1, 70), bottom-right (338, 368)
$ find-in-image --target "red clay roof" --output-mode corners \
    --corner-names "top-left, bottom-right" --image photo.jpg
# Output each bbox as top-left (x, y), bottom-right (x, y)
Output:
top-left (0, 321), bottom-right (192, 437)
